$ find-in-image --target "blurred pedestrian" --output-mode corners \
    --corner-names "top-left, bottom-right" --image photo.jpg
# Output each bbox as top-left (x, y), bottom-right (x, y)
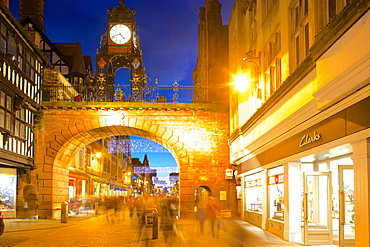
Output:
top-left (206, 196), bottom-right (221, 237)
top-left (136, 196), bottom-right (147, 226)
top-left (105, 197), bottom-right (119, 223)
top-left (25, 192), bottom-right (38, 219)
top-left (160, 198), bottom-right (175, 246)
top-left (127, 196), bottom-right (135, 218)
top-left (195, 199), bottom-right (207, 235)
top-left (168, 194), bottom-right (179, 218)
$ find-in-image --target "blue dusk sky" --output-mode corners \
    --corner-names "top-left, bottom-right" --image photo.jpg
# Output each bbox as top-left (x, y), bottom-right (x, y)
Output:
top-left (10, 0), bottom-right (233, 86)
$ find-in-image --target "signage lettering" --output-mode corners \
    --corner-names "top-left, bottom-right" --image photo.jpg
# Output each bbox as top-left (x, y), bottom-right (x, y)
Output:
top-left (299, 131), bottom-right (322, 148)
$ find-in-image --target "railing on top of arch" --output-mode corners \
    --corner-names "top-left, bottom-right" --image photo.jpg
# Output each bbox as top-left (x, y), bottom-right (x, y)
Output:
top-left (42, 81), bottom-right (225, 104)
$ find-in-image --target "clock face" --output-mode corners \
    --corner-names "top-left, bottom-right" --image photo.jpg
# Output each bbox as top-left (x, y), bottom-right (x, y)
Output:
top-left (109, 24), bottom-right (131, 45)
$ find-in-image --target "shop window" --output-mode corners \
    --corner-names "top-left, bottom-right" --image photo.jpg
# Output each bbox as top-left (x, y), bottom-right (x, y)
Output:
top-left (78, 149), bottom-right (84, 170)
top-left (244, 172), bottom-right (263, 212)
top-left (268, 166), bottom-right (284, 220)
top-left (85, 148), bottom-right (91, 167)
top-left (0, 168), bottom-right (17, 212)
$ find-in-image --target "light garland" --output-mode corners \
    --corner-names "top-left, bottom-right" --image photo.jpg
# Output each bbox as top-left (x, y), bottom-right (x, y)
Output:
top-left (108, 139), bottom-right (169, 153)
top-left (134, 166), bottom-right (178, 174)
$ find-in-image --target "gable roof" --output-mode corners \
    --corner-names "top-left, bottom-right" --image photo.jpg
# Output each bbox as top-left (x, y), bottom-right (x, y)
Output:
top-left (54, 41), bottom-right (86, 75)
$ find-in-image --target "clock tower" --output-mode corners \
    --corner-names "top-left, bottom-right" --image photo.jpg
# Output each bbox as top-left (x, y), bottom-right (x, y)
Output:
top-left (96, 0), bottom-right (147, 102)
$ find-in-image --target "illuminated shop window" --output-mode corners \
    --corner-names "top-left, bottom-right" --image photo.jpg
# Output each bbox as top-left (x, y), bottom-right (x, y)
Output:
top-left (0, 168), bottom-right (17, 211)
top-left (245, 172), bottom-right (263, 212)
top-left (268, 166), bottom-right (284, 220)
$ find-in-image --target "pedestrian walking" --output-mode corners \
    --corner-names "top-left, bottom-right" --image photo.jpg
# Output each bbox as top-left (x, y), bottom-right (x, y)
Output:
top-left (206, 196), bottom-right (221, 237)
top-left (127, 196), bottom-right (135, 218)
top-left (160, 198), bottom-right (175, 247)
top-left (135, 196), bottom-right (147, 227)
top-left (195, 199), bottom-right (207, 235)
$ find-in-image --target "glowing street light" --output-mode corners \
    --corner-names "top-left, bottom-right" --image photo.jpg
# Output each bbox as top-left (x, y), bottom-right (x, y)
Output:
top-left (233, 50), bottom-right (260, 93)
top-left (233, 72), bottom-right (251, 92)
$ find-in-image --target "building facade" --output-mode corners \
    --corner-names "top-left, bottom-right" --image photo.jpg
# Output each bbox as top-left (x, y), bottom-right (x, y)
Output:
top-left (228, 0), bottom-right (369, 246)
top-left (0, 1), bottom-right (49, 218)
top-left (193, 0), bottom-right (229, 105)
top-left (68, 137), bottom-right (132, 204)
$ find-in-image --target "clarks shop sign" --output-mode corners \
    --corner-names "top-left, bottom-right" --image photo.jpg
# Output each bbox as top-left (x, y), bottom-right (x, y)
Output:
top-left (299, 131), bottom-right (322, 148)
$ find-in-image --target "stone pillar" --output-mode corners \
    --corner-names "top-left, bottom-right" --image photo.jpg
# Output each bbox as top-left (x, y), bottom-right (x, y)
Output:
top-left (351, 138), bottom-right (370, 246)
top-left (284, 162), bottom-right (302, 243)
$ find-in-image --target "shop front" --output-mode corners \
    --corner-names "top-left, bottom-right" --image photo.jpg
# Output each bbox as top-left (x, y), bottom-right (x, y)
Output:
top-left (237, 96), bottom-right (370, 246)
top-left (69, 171), bottom-right (90, 200)
top-left (240, 144), bottom-right (355, 246)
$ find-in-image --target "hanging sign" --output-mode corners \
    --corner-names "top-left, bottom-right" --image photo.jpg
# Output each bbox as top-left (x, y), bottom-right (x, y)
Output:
top-left (225, 169), bottom-right (234, 180)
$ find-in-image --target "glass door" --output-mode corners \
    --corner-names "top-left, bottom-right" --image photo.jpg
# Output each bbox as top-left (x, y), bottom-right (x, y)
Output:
top-left (303, 172), bottom-right (332, 245)
top-left (339, 166), bottom-right (355, 247)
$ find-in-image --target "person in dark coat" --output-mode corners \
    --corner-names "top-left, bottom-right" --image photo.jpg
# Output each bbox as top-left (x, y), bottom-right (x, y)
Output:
top-left (160, 198), bottom-right (175, 246)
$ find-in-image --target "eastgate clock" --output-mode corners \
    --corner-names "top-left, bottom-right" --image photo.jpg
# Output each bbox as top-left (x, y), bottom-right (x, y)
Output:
top-left (109, 24), bottom-right (131, 45)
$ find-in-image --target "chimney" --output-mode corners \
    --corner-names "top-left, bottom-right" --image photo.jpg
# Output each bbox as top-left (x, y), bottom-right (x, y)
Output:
top-left (19, 0), bottom-right (45, 32)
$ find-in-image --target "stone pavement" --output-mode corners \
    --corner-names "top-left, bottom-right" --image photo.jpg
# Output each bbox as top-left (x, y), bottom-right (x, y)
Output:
top-left (134, 217), bottom-right (303, 247)
top-left (0, 210), bottom-right (337, 247)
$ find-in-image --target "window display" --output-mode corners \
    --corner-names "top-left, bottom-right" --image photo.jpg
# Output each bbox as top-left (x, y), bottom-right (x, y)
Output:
top-left (0, 168), bottom-right (17, 211)
top-left (268, 166), bottom-right (284, 220)
top-left (245, 172), bottom-right (263, 212)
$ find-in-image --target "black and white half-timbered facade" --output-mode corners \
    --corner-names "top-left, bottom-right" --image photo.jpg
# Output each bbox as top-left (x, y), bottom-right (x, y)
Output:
top-left (0, 1), bottom-right (50, 218)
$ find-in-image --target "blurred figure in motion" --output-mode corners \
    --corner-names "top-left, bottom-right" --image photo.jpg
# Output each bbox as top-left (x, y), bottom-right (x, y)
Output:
top-left (136, 196), bottom-right (147, 227)
top-left (206, 196), bottom-right (221, 237)
top-left (160, 197), bottom-right (175, 247)
top-left (104, 197), bottom-right (119, 223)
top-left (127, 195), bottom-right (136, 218)
top-left (168, 194), bottom-right (179, 219)
top-left (195, 199), bottom-right (207, 235)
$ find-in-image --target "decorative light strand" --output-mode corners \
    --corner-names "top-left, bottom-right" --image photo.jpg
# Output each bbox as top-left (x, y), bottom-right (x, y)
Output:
top-left (108, 139), bottom-right (168, 153)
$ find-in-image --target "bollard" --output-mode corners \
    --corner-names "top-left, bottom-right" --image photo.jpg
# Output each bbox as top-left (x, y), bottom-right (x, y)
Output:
top-left (95, 202), bottom-right (99, 216)
top-left (0, 212), bottom-right (4, 236)
top-left (61, 201), bottom-right (68, 223)
top-left (152, 209), bottom-right (158, 239)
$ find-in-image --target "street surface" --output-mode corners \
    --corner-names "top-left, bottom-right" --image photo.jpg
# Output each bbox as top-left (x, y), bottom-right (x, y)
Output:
top-left (0, 209), bottom-right (333, 247)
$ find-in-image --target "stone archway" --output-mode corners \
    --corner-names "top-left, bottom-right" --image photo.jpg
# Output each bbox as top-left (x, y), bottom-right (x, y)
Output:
top-left (35, 102), bottom-right (232, 219)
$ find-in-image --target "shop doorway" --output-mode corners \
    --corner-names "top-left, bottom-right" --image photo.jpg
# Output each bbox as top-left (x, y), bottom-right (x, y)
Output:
top-left (303, 171), bottom-right (332, 245)
top-left (338, 165), bottom-right (355, 247)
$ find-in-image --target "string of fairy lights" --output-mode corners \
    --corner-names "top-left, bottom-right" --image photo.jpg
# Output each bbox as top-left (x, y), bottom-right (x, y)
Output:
top-left (107, 139), bottom-right (168, 153)
top-left (106, 137), bottom-right (178, 187)
top-left (133, 167), bottom-right (179, 174)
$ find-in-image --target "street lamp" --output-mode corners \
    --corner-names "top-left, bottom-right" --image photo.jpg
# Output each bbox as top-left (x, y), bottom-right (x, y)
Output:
top-left (234, 50), bottom-right (260, 93)
top-left (234, 72), bottom-right (251, 92)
